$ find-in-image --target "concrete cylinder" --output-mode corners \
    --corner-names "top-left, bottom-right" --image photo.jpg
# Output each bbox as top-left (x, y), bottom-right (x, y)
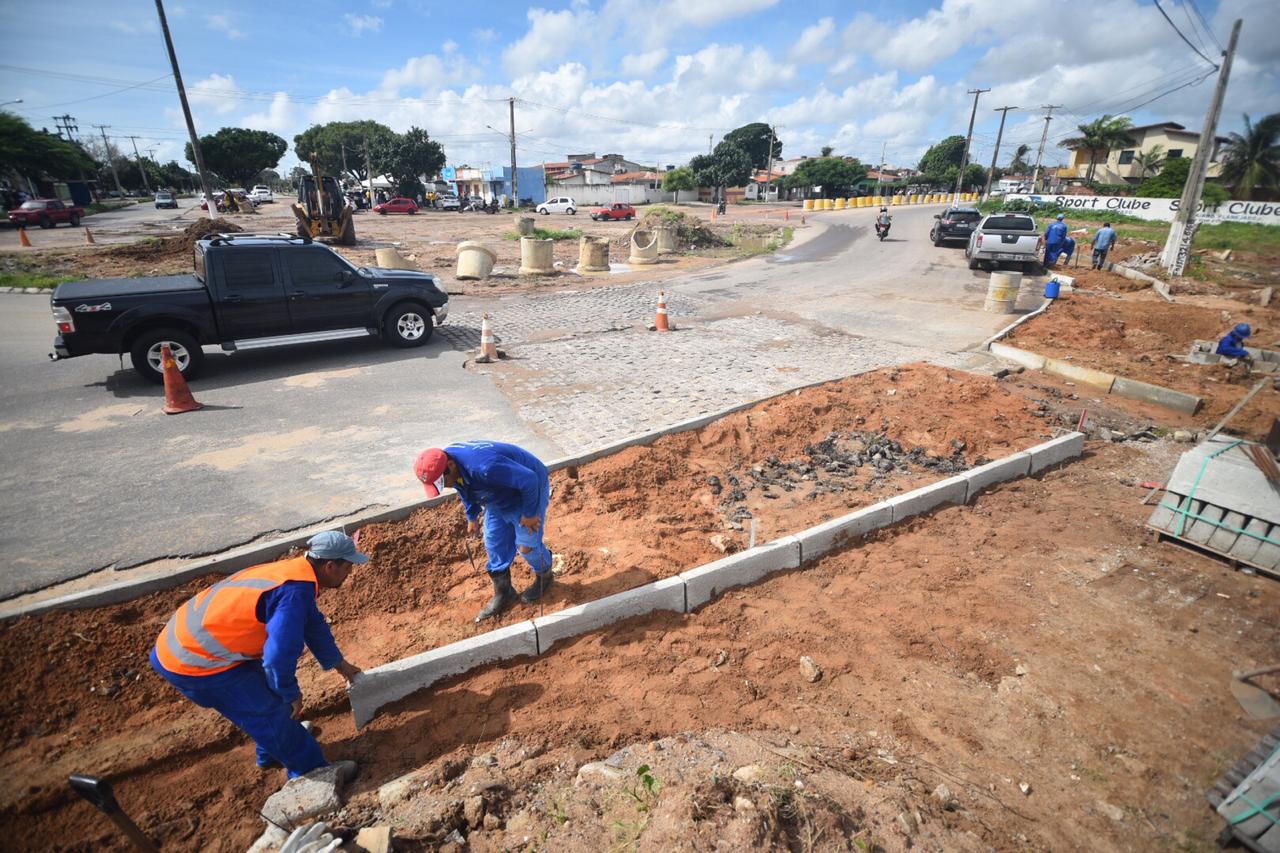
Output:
top-left (983, 270), bottom-right (1023, 314)
top-left (654, 224), bottom-right (678, 254)
top-left (822, 198), bottom-right (833, 210)
top-left (577, 236), bottom-right (610, 272)
top-left (910, 194), bottom-right (919, 204)
top-left (374, 247), bottom-right (416, 270)
top-left (517, 216), bottom-right (535, 236)
top-left (834, 198), bottom-right (847, 210)
top-left (455, 241), bottom-right (497, 280)
top-left (519, 237), bottom-right (555, 275)
top-left (803, 199), bottom-right (814, 211)
top-left (629, 229), bottom-right (659, 264)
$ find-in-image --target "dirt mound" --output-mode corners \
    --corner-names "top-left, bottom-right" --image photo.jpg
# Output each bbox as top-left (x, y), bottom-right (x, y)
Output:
top-left (104, 218), bottom-right (244, 262)
top-left (639, 206), bottom-right (730, 249)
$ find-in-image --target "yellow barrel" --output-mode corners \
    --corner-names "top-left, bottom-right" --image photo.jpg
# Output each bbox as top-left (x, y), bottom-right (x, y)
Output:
top-left (983, 271), bottom-right (1023, 314)
top-left (823, 198), bottom-right (833, 210)
top-left (909, 194), bottom-right (919, 204)
top-left (803, 199), bottom-right (814, 210)
top-left (892, 195), bottom-right (902, 205)
top-left (834, 198), bottom-right (846, 210)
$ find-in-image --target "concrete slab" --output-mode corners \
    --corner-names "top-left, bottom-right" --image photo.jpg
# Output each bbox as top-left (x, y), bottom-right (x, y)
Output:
top-left (1042, 357), bottom-right (1117, 392)
top-left (962, 452), bottom-right (1032, 501)
top-left (887, 475), bottom-right (968, 523)
top-left (1027, 432), bottom-right (1086, 475)
top-left (988, 341), bottom-right (1046, 370)
top-left (350, 620), bottom-right (537, 729)
top-left (1111, 376), bottom-right (1203, 415)
top-left (793, 504), bottom-right (893, 563)
top-left (534, 576), bottom-right (686, 653)
top-left (1162, 438), bottom-right (1280, 525)
top-left (681, 538), bottom-right (802, 610)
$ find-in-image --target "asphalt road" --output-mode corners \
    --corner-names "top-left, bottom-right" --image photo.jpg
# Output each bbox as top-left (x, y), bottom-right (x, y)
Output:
top-left (2, 195), bottom-right (210, 249)
top-left (0, 204), bottom-right (1033, 601)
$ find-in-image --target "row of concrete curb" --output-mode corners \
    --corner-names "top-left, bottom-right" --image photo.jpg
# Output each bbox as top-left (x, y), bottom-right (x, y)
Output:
top-left (0, 287), bottom-right (52, 294)
top-left (0, 374), bottom-right (866, 622)
top-left (1109, 263), bottom-right (1175, 302)
top-left (348, 432), bottom-right (1085, 728)
top-left (988, 341), bottom-right (1202, 414)
top-left (979, 299), bottom-right (1052, 349)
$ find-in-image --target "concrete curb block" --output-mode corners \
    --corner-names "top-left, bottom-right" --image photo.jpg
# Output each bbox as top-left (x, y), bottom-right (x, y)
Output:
top-left (1027, 432), bottom-right (1086, 474)
top-left (981, 300), bottom-right (1051, 349)
top-left (533, 576), bottom-right (686, 654)
top-left (962, 452), bottom-right (1032, 501)
top-left (793, 505), bottom-right (892, 564)
top-left (681, 538), bottom-right (802, 610)
top-left (887, 475), bottom-right (968, 523)
top-left (1042, 357), bottom-right (1117, 393)
top-left (350, 620), bottom-right (537, 729)
top-left (988, 341), bottom-right (1045, 370)
top-left (1111, 376), bottom-right (1203, 415)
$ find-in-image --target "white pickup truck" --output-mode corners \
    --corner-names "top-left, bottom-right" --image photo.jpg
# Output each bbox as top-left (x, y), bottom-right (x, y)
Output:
top-left (965, 213), bottom-right (1043, 272)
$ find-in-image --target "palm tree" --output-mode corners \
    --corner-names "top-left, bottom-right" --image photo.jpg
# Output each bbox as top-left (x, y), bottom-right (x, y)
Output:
top-left (1008, 144), bottom-right (1031, 175)
top-left (1217, 113), bottom-right (1280, 200)
top-left (1134, 145), bottom-right (1165, 178)
top-left (1061, 114), bottom-right (1137, 182)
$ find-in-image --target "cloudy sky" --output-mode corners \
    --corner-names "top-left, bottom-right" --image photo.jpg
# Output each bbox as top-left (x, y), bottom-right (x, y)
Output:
top-left (2, 0), bottom-right (1276, 177)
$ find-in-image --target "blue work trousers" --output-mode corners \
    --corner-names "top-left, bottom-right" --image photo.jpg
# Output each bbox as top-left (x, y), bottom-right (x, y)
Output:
top-left (483, 494), bottom-right (552, 575)
top-left (152, 653), bottom-right (326, 778)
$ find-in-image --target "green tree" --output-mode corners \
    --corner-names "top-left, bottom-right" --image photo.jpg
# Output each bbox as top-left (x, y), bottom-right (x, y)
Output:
top-left (662, 166), bottom-right (695, 203)
top-left (185, 127), bottom-right (286, 188)
top-left (288, 165), bottom-right (310, 188)
top-left (918, 135), bottom-right (966, 185)
top-left (1217, 113), bottom-right (1280, 200)
top-left (1133, 144), bottom-right (1165, 178)
top-left (962, 163), bottom-right (987, 191)
top-left (0, 114), bottom-right (96, 180)
top-left (293, 120), bottom-right (396, 183)
top-left (1060, 114), bottom-right (1135, 182)
top-left (1007, 143), bottom-right (1031, 174)
top-left (721, 122), bottom-right (782, 171)
top-left (784, 156), bottom-right (867, 198)
top-left (1133, 155), bottom-right (1226, 203)
top-left (820, 145), bottom-right (834, 157)
top-left (375, 126), bottom-right (446, 198)
top-left (689, 141), bottom-right (753, 199)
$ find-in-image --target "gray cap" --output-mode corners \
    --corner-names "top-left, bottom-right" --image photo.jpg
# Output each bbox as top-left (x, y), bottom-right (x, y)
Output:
top-left (1055, 213), bottom-right (1064, 220)
top-left (306, 530), bottom-right (369, 564)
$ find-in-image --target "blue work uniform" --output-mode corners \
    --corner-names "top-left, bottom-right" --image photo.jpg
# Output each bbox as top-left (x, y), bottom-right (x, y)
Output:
top-left (1216, 330), bottom-right (1251, 359)
top-left (150, 580), bottom-right (342, 777)
top-left (1091, 226), bottom-right (1116, 268)
top-left (1044, 219), bottom-right (1069, 265)
top-left (447, 440), bottom-right (552, 575)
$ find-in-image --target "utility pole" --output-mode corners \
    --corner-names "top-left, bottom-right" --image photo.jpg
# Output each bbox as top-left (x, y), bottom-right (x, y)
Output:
top-left (363, 139), bottom-right (375, 210)
top-left (52, 114), bottom-right (78, 141)
top-left (340, 143), bottom-right (349, 182)
top-left (984, 106), bottom-right (1018, 200)
top-left (1031, 105), bottom-right (1062, 192)
top-left (94, 125), bottom-right (125, 196)
top-left (708, 134), bottom-right (713, 155)
top-left (508, 97), bottom-right (518, 208)
top-left (155, 0), bottom-right (213, 211)
top-left (125, 136), bottom-right (151, 194)
top-left (875, 141), bottom-right (887, 195)
top-left (1161, 18), bottom-right (1242, 274)
top-left (764, 123), bottom-right (779, 201)
top-left (953, 88), bottom-right (989, 205)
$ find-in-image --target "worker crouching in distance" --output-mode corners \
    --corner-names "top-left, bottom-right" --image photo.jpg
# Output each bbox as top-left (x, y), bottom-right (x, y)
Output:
top-left (415, 441), bottom-right (557, 622)
top-left (150, 530), bottom-right (366, 779)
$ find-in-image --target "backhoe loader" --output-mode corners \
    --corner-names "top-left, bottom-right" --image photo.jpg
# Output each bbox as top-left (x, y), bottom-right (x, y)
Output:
top-left (291, 158), bottom-right (356, 246)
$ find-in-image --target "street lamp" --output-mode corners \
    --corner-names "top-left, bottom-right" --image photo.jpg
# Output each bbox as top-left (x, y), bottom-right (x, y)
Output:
top-left (0, 98), bottom-right (23, 109)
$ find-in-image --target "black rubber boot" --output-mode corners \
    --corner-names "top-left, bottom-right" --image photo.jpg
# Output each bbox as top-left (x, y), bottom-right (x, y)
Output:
top-left (475, 569), bottom-right (518, 622)
top-left (520, 570), bottom-right (554, 604)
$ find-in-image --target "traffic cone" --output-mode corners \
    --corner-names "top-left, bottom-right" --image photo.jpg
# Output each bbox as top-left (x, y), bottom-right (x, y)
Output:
top-left (160, 344), bottom-right (203, 415)
top-left (84, 227), bottom-right (95, 245)
top-left (654, 291), bottom-right (670, 332)
top-left (476, 313), bottom-right (500, 363)
top-left (18, 228), bottom-right (31, 248)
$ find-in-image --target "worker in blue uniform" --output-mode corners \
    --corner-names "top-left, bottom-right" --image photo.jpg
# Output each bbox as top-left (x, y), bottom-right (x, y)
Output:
top-left (1216, 323), bottom-right (1253, 361)
top-left (415, 441), bottom-right (555, 622)
top-left (1044, 213), bottom-right (1070, 266)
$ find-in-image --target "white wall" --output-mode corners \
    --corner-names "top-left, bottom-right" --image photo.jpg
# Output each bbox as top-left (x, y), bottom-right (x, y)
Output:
top-left (545, 183), bottom-right (674, 206)
top-left (1008, 193), bottom-right (1280, 226)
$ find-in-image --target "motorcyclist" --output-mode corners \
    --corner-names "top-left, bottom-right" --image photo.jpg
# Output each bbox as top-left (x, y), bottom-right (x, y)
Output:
top-left (875, 207), bottom-right (892, 236)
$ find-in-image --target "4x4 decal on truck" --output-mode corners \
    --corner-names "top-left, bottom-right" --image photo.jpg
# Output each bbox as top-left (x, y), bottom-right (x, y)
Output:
top-left (74, 302), bottom-right (112, 313)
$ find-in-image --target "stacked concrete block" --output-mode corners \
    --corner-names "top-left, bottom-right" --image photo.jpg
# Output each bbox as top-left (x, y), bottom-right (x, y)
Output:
top-left (1027, 432), bottom-right (1086, 475)
top-left (792, 504), bottom-right (892, 564)
top-left (350, 620), bottom-right (537, 728)
top-left (534, 576), bottom-right (686, 653)
top-left (681, 538), bottom-right (802, 610)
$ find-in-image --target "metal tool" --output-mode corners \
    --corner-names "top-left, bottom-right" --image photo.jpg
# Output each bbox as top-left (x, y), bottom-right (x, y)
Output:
top-left (68, 775), bottom-right (159, 852)
top-left (1230, 665), bottom-right (1280, 720)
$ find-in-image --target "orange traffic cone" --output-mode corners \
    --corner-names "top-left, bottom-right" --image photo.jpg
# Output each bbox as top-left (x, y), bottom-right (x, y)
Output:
top-left (18, 228), bottom-right (32, 248)
top-left (160, 344), bottom-right (203, 415)
top-left (654, 290), bottom-right (670, 332)
top-left (84, 227), bottom-right (95, 245)
top-left (476, 313), bottom-right (500, 363)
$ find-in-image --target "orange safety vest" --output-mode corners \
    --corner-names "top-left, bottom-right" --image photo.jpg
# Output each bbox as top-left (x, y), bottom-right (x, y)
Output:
top-left (154, 556), bottom-right (318, 677)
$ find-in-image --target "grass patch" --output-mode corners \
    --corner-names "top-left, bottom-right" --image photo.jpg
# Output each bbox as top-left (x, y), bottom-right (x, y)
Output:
top-left (505, 227), bottom-right (583, 241)
top-left (1191, 221), bottom-right (1280, 253)
top-left (0, 270), bottom-right (83, 289)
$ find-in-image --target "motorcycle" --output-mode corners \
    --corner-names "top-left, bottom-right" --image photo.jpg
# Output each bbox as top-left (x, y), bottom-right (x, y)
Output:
top-left (875, 221), bottom-right (890, 241)
top-left (483, 199), bottom-right (499, 214)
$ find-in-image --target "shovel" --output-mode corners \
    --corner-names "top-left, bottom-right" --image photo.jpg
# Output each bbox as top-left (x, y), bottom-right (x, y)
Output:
top-left (1229, 665), bottom-right (1280, 720)
top-left (68, 775), bottom-right (160, 852)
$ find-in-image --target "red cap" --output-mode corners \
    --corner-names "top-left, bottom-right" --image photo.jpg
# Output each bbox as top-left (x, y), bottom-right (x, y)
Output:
top-left (414, 448), bottom-right (448, 497)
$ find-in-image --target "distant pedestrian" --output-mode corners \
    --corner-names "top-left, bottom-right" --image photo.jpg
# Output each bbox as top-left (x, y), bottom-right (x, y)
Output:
top-left (1044, 213), bottom-right (1069, 266)
top-left (1091, 222), bottom-right (1117, 270)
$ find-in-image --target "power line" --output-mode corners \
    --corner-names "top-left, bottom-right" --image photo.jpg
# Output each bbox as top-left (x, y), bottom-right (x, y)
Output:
top-left (1152, 0), bottom-right (1219, 68)
top-left (24, 73), bottom-right (173, 110)
top-left (1188, 0), bottom-right (1225, 52)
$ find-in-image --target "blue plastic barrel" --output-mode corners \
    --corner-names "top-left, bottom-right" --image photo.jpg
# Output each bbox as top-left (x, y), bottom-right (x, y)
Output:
top-left (1044, 277), bottom-right (1061, 299)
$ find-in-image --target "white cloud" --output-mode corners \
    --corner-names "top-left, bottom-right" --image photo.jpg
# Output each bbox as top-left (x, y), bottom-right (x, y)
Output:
top-left (110, 17), bottom-right (157, 35)
top-left (345, 14), bottom-right (383, 36)
top-left (605, 0), bottom-right (780, 48)
top-left (473, 28), bottom-right (497, 43)
top-left (241, 93), bottom-right (297, 138)
top-left (673, 44), bottom-right (797, 93)
top-left (442, 40), bottom-right (458, 54)
top-left (503, 8), bottom-right (602, 77)
top-left (791, 17), bottom-right (836, 61)
top-left (188, 73), bottom-right (240, 115)
top-left (204, 13), bottom-right (244, 39)
top-left (619, 49), bottom-right (668, 78)
top-left (377, 54), bottom-right (460, 93)
top-left (371, 0), bottom-right (393, 7)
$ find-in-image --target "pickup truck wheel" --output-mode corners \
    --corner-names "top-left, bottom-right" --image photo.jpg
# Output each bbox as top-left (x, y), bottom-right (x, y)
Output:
top-left (383, 303), bottom-right (433, 348)
top-left (967, 254), bottom-right (980, 270)
top-left (932, 230), bottom-right (942, 247)
top-left (69, 213), bottom-right (81, 227)
top-left (39, 215), bottom-right (53, 229)
top-left (130, 329), bottom-right (204, 384)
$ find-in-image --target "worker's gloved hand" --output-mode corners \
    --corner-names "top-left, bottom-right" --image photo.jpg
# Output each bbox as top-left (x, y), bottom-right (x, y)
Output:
top-left (280, 821), bottom-right (342, 853)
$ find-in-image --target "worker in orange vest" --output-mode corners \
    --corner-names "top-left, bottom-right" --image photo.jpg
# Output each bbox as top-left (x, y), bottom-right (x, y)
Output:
top-left (150, 531), bottom-right (367, 778)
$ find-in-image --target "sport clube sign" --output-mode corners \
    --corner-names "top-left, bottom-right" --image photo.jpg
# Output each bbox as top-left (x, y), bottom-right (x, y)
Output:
top-left (1008, 194), bottom-right (1280, 227)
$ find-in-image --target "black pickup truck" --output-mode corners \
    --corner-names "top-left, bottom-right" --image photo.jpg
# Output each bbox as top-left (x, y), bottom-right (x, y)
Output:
top-left (50, 233), bottom-right (449, 382)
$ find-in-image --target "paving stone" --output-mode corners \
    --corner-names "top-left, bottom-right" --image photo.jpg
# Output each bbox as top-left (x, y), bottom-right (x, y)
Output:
top-left (260, 763), bottom-right (347, 830)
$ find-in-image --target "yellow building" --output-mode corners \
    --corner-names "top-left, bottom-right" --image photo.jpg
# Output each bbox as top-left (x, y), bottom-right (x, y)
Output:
top-left (1068, 122), bottom-right (1229, 185)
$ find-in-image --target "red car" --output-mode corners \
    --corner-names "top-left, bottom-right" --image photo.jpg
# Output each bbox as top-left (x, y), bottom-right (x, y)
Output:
top-left (374, 197), bottom-right (418, 215)
top-left (9, 198), bottom-right (84, 229)
top-left (590, 203), bottom-right (635, 221)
